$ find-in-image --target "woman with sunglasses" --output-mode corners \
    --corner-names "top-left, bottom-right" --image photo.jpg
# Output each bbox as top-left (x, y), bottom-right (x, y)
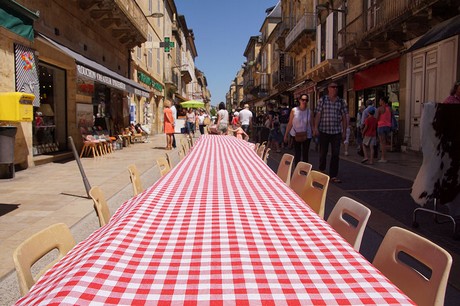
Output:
top-left (284, 94), bottom-right (313, 167)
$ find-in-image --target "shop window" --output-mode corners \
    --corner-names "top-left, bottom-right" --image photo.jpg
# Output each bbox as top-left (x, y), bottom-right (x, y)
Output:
top-left (33, 63), bottom-right (66, 155)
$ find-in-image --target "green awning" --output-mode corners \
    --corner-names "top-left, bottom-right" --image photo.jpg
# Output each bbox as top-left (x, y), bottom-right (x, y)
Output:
top-left (0, 0), bottom-right (39, 41)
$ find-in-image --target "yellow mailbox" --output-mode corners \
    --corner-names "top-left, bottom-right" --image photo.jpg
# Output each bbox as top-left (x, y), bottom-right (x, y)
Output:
top-left (0, 92), bottom-right (35, 122)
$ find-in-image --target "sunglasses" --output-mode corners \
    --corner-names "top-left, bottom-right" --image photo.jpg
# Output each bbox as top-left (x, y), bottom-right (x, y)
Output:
top-left (329, 85), bottom-right (338, 88)
top-left (300, 98), bottom-right (308, 101)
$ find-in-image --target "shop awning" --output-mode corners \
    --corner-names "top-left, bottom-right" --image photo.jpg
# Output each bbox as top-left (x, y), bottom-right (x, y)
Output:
top-left (0, 0), bottom-right (39, 41)
top-left (37, 34), bottom-right (150, 98)
top-left (407, 14), bottom-right (460, 52)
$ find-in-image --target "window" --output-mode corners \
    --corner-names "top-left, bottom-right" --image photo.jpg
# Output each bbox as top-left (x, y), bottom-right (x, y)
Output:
top-left (310, 49), bottom-right (316, 68)
top-left (147, 33), bottom-right (153, 68)
top-left (136, 46), bottom-right (142, 60)
top-left (156, 48), bottom-right (160, 74)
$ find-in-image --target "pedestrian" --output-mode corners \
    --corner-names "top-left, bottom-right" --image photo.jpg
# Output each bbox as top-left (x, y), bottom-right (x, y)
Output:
top-left (238, 104), bottom-right (253, 136)
top-left (231, 111), bottom-right (239, 129)
top-left (228, 123), bottom-right (249, 140)
top-left (278, 101), bottom-right (291, 149)
top-left (163, 100), bottom-right (174, 150)
top-left (268, 121), bottom-right (283, 153)
top-left (444, 81), bottom-right (460, 104)
top-left (185, 108), bottom-right (196, 138)
top-left (361, 99), bottom-right (377, 158)
top-left (216, 102), bottom-right (229, 135)
top-left (356, 103), bottom-right (365, 156)
top-left (197, 109), bottom-right (207, 135)
top-left (376, 96), bottom-right (392, 163)
top-left (313, 82), bottom-right (348, 183)
top-left (285, 94), bottom-right (314, 166)
top-left (170, 102), bottom-right (177, 148)
top-left (361, 108), bottom-right (378, 165)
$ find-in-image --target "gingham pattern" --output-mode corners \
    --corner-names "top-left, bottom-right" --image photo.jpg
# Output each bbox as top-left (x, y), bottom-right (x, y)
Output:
top-left (16, 136), bottom-right (414, 305)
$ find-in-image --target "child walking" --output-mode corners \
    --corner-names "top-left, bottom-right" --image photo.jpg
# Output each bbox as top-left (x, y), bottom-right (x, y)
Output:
top-left (361, 109), bottom-right (378, 165)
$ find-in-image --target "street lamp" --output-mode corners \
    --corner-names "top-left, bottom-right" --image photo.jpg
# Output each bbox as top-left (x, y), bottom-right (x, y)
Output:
top-left (146, 12), bottom-right (164, 18)
top-left (316, 3), bottom-right (347, 14)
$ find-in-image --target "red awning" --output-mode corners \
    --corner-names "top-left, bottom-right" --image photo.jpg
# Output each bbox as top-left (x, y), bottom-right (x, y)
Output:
top-left (354, 58), bottom-right (400, 91)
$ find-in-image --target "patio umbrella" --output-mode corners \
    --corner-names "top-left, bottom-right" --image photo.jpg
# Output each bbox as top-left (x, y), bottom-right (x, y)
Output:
top-left (180, 100), bottom-right (205, 109)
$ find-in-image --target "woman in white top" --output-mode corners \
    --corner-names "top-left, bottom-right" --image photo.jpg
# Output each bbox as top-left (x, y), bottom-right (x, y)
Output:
top-left (217, 102), bottom-right (229, 135)
top-left (284, 94), bottom-right (314, 166)
top-left (186, 108), bottom-right (196, 137)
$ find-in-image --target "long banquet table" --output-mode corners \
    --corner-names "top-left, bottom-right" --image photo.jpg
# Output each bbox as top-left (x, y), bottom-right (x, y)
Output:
top-left (16, 135), bottom-right (414, 305)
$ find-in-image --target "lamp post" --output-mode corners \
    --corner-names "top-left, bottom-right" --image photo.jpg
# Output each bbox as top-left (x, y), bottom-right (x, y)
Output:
top-left (316, 3), bottom-right (347, 14)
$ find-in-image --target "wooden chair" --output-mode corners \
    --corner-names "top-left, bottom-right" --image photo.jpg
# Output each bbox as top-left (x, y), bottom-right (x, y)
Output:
top-left (256, 144), bottom-right (266, 158)
top-left (289, 162), bottom-right (312, 196)
top-left (327, 196), bottom-right (371, 251)
top-left (89, 186), bottom-right (111, 227)
top-left (13, 223), bottom-right (76, 296)
top-left (263, 148), bottom-right (271, 164)
top-left (299, 170), bottom-right (329, 218)
top-left (373, 226), bottom-right (452, 306)
top-left (127, 164), bottom-right (143, 196)
top-left (276, 153), bottom-right (294, 185)
top-left (157, 157), bottom-right (171, 177)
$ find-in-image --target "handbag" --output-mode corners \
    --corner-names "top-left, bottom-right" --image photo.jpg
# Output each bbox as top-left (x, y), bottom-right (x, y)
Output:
top-left (204, 116), bottom-right (211, 125)
top-left (294, 131), bottom-right (307, 142)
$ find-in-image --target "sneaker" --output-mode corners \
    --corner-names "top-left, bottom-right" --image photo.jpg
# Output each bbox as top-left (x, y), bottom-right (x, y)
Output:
top-left (361, 158), bottom-right (368, 163)
top-left (378, 159), bottom-right (387, 163)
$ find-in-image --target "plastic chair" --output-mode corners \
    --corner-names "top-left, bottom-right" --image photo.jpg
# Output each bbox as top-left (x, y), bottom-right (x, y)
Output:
top-left (157, 157), bottom-right (171, 177)
top-left (263, 148), bottom-right (271, 164)
top-left (256, 144), bottom-right (266, 158)
top-left (254, 143), bottom-right (260, 152)
top-left (276, 153), bottom-right (294, 185)
top-left (180, 138), bottom-right (190, 154)
top-left (299, 170), bottom-right (329, 218)
top-left (327, 196), bottom-right (371, 251)
top-left (373, 226), bottom-right (452, 306)
top-left (89, 186), bottom-right (111, 227)
top-left (127, 164), bottom-right (143, 196)
top-left (13, 223), bottom-right (76, 296)
top-left (289, 162), bottom-right (312, 196)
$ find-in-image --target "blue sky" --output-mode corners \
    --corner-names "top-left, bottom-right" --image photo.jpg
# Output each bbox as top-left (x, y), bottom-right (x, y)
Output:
top-left (175, 0), bottom-right (279, 106)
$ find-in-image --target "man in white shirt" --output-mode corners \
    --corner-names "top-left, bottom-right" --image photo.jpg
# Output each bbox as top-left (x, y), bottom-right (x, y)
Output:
top-left (170, 102), bottom-right (177, 148)
top-left (239, 104), bottom-right (253, 136)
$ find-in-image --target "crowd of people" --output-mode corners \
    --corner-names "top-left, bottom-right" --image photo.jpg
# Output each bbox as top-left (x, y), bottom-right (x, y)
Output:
top-left (161, 80), bottom-right (460, 183)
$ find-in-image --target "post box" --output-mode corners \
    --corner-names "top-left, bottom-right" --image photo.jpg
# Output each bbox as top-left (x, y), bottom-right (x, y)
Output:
top-left (0, 92), bottom-right (35, 122)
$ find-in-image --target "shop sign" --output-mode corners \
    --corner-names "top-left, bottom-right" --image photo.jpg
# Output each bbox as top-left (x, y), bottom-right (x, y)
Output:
top-left (77, 64), bottom-right (127, 91)
top-left (137, 71), bottom-right (163, 92)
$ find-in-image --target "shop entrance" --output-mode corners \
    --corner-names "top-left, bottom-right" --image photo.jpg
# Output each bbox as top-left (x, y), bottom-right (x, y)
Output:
top-left (33, 63), bottom-right (67, 155)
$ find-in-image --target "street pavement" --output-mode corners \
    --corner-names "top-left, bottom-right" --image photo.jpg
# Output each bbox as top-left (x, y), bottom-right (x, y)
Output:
top-left (1, 134), bottom-right (459, 305)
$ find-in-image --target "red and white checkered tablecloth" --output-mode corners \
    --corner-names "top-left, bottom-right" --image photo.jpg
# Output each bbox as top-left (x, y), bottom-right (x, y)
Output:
top-left (16, 135), bottom-right (414, 305)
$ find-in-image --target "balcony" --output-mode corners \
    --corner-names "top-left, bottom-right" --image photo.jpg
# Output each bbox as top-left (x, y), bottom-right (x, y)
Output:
top-left (338, 0), bottom-right (458, 63)
top-left (76, 0), bottom-right (148, 48)
top-left (306, 59), bottom-right (344, 83)
top-left (275, 16), bottom-right (294, 50)
top-left (243, 79), bottom-right (254, 94)
top-left (272, 66), bottom-right (294, 89)
top-left (285, 13), bottom-right (316, 53)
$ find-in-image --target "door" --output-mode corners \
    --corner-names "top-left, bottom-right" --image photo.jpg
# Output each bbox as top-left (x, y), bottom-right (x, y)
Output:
top-left (410, 53), bottom-right (426, 150)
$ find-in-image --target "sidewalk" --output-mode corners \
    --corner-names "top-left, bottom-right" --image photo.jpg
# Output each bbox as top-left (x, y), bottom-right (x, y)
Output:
top-left (0, 137), bottom-right (426, 305)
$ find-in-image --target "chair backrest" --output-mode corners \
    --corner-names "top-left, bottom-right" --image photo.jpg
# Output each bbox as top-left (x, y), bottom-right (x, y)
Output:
top-left (300, 170), bottom-right (329, 218)
top-left (263, 148), bottom-right (271, 164)
top-left (13, 223), bottom-right (76, 296)
top-left (290, 162), bottom-right (312, 195)
top-left (276, 153), bottom-right (294, 185)
top-left (127, 164), bottom-right (143, 196)
top-left (326, 196), bottom-right (371, 251)
top-left (89, 186), bottom-right (111, 227)
top-left (165, 152), bottom-right (173, 169)
top-left (180, 138), bottom-right (189, 154)
top-left (256, 144), bottom-right (266, 158)
top-left (254, 143), bottom-right (260, 152)
top-left (373, 226), bottom-right (452, 306)
top-left (157, 157), bottom-right (171, 177)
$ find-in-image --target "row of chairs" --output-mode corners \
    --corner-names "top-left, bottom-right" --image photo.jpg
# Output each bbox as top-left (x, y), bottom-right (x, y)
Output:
top-left (273, 153), bottom-right (453, 306)
top-left (13, 156), bottom-right (175, 296)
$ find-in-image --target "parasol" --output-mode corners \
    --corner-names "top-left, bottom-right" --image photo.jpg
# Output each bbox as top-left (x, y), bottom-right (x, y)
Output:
top-left (180, 100), bottom-right (205, 109)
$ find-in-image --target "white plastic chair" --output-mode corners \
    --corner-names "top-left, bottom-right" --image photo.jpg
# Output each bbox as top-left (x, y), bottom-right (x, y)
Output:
top-left (327, 196), bottom-right (371, 251)
top-left (373, 226), bottom-right (452, 306)
top-left (276, 153), bottom-right (294, 185)
top-left (289, 162), bottom-right (312, 196)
